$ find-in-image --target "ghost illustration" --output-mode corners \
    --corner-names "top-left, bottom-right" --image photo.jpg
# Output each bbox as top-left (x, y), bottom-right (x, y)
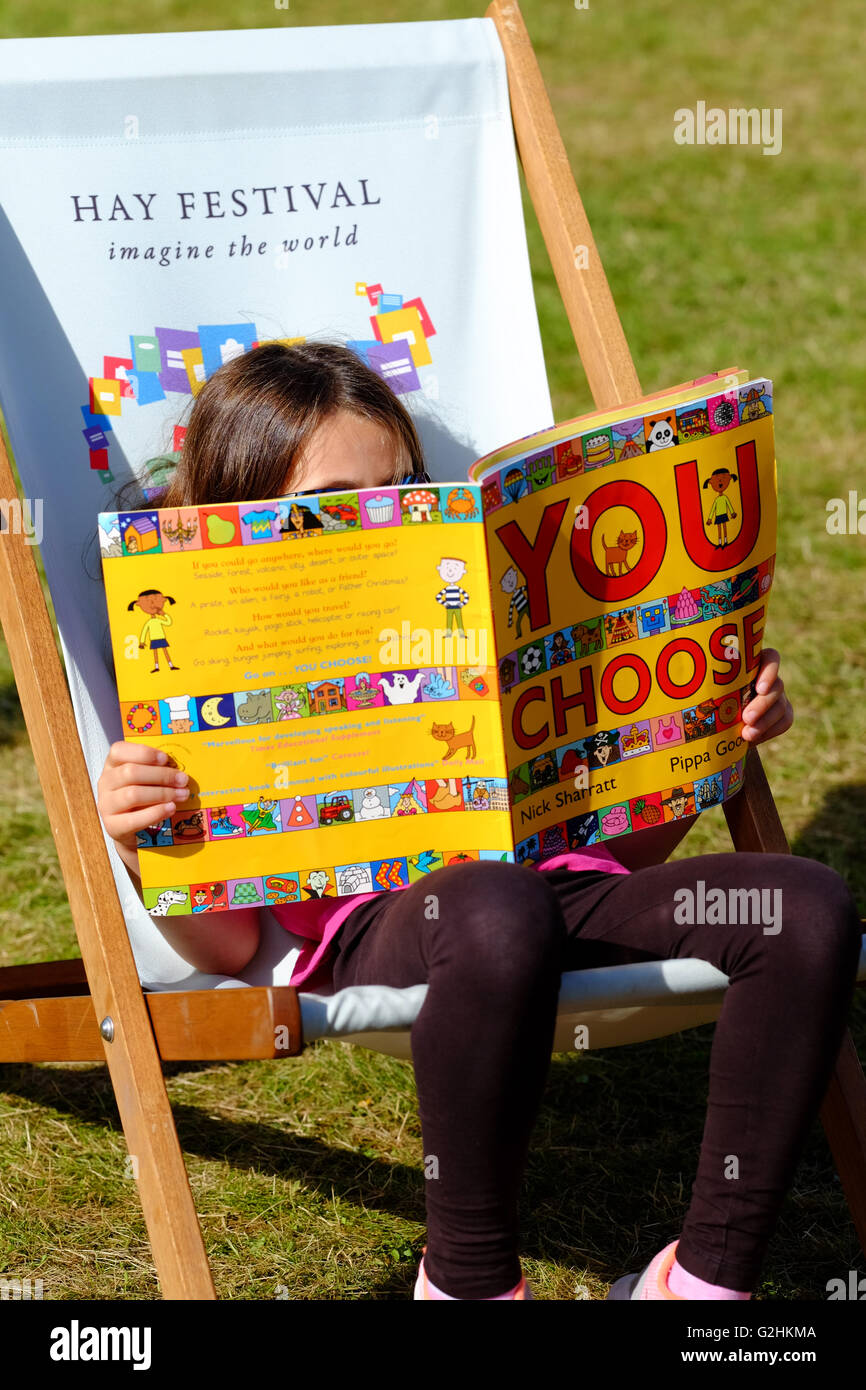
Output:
top-left (379, 671), bottom-right (425, 705)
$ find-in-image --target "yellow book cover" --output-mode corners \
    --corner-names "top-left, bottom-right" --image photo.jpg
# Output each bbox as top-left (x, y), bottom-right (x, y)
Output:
top-left (98, 370), bottom-right (776, 914)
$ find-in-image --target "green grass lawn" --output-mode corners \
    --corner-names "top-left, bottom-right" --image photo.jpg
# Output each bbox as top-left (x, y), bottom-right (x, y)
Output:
top-left (1, 0), bottom-right (864, 1300)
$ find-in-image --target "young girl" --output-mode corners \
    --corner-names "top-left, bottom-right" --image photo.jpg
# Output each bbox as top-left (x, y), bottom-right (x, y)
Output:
top-left (96, 341), bottom-right (862, 1301)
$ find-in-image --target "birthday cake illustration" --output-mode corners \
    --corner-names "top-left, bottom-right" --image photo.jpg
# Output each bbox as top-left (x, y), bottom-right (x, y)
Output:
top-left (583, 432), bottom-right (615, 468)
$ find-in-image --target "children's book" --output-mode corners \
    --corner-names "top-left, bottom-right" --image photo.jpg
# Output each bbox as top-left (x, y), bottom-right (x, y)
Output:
top-left (98, 367), bottom-right (777, 915)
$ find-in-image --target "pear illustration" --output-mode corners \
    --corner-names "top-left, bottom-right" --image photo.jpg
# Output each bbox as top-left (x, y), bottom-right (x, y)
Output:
top-left (205, 513), bottom-right (236, 545)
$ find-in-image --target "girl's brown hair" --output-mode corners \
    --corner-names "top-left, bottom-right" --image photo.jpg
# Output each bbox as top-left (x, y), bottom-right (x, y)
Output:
top-left (112, 339), bottom-right (425, 511)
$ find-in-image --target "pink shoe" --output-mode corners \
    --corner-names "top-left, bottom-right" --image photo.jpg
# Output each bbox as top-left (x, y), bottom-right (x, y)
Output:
top-left (607, 1239), bottom-right (685, 1300)
top-left (413, 1247), bottom-right (534, 1300)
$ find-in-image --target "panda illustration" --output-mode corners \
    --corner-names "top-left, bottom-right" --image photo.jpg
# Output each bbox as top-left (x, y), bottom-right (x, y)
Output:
top-left (646, 414), bottom-right (678, 451)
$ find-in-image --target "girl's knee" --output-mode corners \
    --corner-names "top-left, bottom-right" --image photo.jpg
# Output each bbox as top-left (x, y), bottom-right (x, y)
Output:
top-left (776, 858), bottom-right (862, 962)
top-left (424, 861), bottom-right (565, 976)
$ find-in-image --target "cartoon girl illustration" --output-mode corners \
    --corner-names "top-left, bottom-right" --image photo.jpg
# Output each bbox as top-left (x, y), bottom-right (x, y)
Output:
top-left (281, 502), bottom-right (324, 537)
top-left (703, 468), bottom-right (739, 548)
top-left (548, 631), bottom-right (573, 667)
top-left (128, 589), bottom-right (178, 672)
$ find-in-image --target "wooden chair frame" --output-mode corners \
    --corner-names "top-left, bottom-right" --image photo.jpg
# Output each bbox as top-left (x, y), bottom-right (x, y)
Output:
top-left (0, 0), bottom-right (863, 1300)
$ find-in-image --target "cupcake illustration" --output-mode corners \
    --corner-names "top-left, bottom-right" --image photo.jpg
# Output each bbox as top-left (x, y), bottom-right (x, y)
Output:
top-left (363, 493), bottom-right (395, 525)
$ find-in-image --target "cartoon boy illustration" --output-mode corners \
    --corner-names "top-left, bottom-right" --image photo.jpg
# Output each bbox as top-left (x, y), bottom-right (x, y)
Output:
top-left (435, 557), bottom-right (470, 636)
top-left (191, 883), bottom-right (225, 913)
top-left (703, 467), bottom-right (739, 548)
top-left (500, 565), bottom-right (529, 639)
top-left (128, 589), bottom-right (178, 672)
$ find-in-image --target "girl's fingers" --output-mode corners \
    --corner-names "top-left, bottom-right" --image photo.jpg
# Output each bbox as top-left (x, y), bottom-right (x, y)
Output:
top-left (742, 677), bottom-right (784, 722)
top-left (753, 647), bottom-right (780, 694)
top-left (98, 745), bottom-right (191, 844)
top-left (741, 654), bottom-right (793, 744)
top-left (101, 742), bottom-right (190, 800)
top-left (109, 801), bottom-right (182, 841)
top-left (742, 693), bottom-right (793, 743)
top-left (105, 741), bottom-right (170, 768)
top-left (106, 762), bottom-right (190, 794)
top-left (109, 783), bottom-right (190, 813)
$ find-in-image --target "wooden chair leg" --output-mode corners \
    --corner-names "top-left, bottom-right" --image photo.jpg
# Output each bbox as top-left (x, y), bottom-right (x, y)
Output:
top-left (819, 1031), bottom-right (866, 1257)
top-left (722, 743), bottom-right (791, 855)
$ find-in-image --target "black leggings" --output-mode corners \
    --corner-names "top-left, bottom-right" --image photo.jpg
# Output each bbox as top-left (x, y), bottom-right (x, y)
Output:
top-left (329, 853), bottom-right (862, 1298)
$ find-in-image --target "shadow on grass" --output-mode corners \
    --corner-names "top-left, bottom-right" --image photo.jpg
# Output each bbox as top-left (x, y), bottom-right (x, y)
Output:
top-left (0, 1054), bottom-right (426, 1209)
top-left (792, 780), bottom-right (866, 909)
top-left (0, 1040), bottom-right (713, 1295)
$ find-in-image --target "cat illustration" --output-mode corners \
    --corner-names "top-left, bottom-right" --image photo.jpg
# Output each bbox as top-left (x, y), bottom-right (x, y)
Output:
top-left (602, 530), bottom-right (639, 575)
top-left (430, 716), bottom-right (476, 761)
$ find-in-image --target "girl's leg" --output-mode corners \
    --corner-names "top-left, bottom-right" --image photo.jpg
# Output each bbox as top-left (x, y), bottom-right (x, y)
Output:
top-left (546, 852), bottom-right (862, 1291)
top-left (330, 859), bottom-right (573, 1298)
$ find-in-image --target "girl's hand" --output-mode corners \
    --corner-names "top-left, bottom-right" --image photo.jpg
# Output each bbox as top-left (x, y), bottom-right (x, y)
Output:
top-left (97, 741), bottom-right (190, 850)
top-left (740, 647), bottom-right (793, 745)
top-left (96, 743), bottom-right (261, 976)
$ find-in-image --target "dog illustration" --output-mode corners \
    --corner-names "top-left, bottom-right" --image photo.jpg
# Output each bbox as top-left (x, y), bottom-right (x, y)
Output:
top-left (149, 888), bottom-right (187, 917)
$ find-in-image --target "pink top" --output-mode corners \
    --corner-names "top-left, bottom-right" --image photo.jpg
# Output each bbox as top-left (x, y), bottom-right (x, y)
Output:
top-left (270, 847), bottom-right (631, 992)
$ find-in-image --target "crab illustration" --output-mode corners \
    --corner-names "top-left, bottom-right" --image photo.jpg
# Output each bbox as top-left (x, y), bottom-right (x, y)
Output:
top-left (443, 487), bottom-right (479, 521)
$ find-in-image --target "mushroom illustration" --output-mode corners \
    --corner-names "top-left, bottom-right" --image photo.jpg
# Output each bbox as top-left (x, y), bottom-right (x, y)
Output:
top-left (401, 488), bottom-right (438, 523)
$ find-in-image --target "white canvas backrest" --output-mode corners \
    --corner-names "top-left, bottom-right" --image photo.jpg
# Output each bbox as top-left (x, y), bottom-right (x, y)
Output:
top-left (0, 19), bottom-right (553, 989)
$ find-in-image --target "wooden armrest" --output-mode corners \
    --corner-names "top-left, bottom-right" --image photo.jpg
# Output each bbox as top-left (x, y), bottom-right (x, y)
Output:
top-left (0, 984), bottom-right (303, 1061)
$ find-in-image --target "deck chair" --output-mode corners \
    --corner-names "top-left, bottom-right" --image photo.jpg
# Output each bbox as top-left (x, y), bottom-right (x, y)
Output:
top-left (0, 2), bottom-right (864, 1300)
